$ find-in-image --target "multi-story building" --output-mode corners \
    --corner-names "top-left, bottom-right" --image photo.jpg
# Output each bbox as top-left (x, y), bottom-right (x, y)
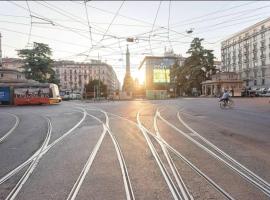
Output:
top-left (53, 60), bottom-right (120, 94)
top-left (2, 57), bottom-right (120, 95)
top-left (221, 17), bottom-right (270, 89)
top-left (138, 50), bottom-right (185, 91)
top-left (2, 57), bottom-right (24, 72)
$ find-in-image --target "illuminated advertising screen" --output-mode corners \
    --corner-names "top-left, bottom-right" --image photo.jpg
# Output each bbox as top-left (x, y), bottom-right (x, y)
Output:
top-left (153, 69), bottom-right (170, 83)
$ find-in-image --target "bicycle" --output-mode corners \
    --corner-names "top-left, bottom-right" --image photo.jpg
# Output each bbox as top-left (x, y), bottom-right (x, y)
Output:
top-left (219, 98), bottom-right (234, 109)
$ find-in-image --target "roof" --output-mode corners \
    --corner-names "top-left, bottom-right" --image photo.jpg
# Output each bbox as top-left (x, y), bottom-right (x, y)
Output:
top-left (222, 17), bottom-right (270, 43)
top-left (138, 55), bottom-right (185, 70)
top-left (0, 68), bottom-right (24, 73)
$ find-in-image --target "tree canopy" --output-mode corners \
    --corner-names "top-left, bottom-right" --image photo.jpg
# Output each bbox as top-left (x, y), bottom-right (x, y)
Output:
top-left (172, 38), bottom-right (215, 95)
top-left (85, 79), bottom-right (107, 97)
top-left (17, 42), bottom-right (58, 84)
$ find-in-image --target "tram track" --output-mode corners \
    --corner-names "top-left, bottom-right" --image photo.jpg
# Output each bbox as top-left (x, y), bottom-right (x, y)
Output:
top-left (0, 113), bottom-right (20, 144)
top-left (85, 109), bottom-right (135, 200)
top-left (177, 110), bottom-right (270, 194)
top-left (157, 109), bottom-right (270, 197)
top-left (154, 110), bottom-right (194, 200)
top-left (102, 109), bottom-right (234, 200)
top-left (4, 116), bottom-right (52, 200)
top-left (0, 109), bottom-right (87, 185)
top-left (66, 123), bottom-right (107, 200)
top-left (138, 112), bottom-right (235, 200)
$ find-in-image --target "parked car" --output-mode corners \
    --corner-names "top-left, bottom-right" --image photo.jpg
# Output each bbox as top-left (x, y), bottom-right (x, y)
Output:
top-left (261, 88), bottom-right (270, 97)
top-left (257, 88), bottom-right (267, 96)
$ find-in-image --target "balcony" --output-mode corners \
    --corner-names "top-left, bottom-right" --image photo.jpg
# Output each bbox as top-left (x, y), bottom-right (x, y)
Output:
top-left (260, 54), bottom-right (266, 59)
top-left (260, 45), bottom-right (266, 50)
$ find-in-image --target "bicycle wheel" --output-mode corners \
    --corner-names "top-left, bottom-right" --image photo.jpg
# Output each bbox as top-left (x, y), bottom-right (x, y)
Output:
top-left (228, 99), bottom-right (234, 107)
top-left (220, 102), bottom-right (225, 109)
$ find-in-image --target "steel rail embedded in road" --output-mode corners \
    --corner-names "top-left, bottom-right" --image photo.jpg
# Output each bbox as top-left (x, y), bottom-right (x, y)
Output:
top-left (0, 113), bottom-right (20, 143)
top-left (66, 123), bottom-right (107, 200)
top-left (158, 111), bottom-right (270, 197)
top-left (154, 110), bottom-right (194, 200)
top-left (0, 109), bottom-right (87, 185)
top-left (137, 111), bottom-right (186, 200)
top-left (177, 110), bottom-right (270, 193)
top-left (85, 109), bottom-right (135, 200)
top-left (5, 116), bottom-right (52, 200)
top-left (139, 121), bottom-right (235, 200)
top-left (108, 110), bottom-right (234, 200)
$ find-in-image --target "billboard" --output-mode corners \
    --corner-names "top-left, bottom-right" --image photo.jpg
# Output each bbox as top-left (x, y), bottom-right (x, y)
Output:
top-left (153, 69), bottom-right (170, 83)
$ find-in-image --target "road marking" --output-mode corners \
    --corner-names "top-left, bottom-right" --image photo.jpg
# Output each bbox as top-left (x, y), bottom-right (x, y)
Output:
top-left (0, 113), bottom-right (20, 143)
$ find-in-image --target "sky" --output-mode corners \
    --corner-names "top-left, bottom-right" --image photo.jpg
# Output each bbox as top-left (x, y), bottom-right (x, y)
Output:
top-left (1, 1), bottom-right (270, 85)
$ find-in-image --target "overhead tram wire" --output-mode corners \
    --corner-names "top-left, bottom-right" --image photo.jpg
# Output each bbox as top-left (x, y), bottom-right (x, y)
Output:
top-left (171, 3), bottom-right (270, 28)
top-left (68, 0), bottom-right (262, 50)
top-left (167, 0), bottom-right (173, 51)
top-left (57, 1), bottom-right (261, 61)
top-left (9, 1), bottom-right (91, 40)
top-left (84, 0), bottom-right (92, 48)
top-left (149, 1), bottom-right (162, 55)
top-left (25, 0), bottom-right (33, 48)
top-left (170, 1), bottom-right (258, 27)
top-left (83, 1), bottom-right (125, 61)
top-left (39, 1), bottom-right (109, 37)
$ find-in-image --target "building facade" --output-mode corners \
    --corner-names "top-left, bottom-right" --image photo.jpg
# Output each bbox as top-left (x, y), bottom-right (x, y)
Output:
top-left (221, 17), bottom-right (270, 89)
top-left (53, 60), bottom-right (120, 94)
top-left (139, 50), bottom-right (185, 91)
top-left (2, 58), bottom-right (120, 95)
top-left (2, 58), bottom-right (24, 72)
top-left (201, 72), bottom-right (243, 97)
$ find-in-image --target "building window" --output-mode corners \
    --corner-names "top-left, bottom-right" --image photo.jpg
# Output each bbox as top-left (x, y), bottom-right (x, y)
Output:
top-left (17, 75), bottom-right (21, 79)
top-left (262, 79), bottom-right (265, 85)
top-left (254, 80), bottom-right (257, 86)
top-left (262, 60), bottom-right (265, 66)
top-left (0, 73), bottom-right (3, 78)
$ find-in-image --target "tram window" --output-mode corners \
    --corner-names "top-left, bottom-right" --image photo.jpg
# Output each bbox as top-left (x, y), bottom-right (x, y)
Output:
top-left (49, 88), bottom-right (53, 98)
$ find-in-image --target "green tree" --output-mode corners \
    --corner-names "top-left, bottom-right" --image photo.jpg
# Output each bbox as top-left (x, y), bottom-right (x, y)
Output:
top-left (17, 42), bottom-right (59, 84)
top-left (85, 80), bottom-right (107, 98)
top-left (173, 38), bottom-right (215, 95)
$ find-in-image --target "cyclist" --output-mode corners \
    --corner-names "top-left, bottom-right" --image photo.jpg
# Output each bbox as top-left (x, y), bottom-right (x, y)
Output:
top-left (219, 89), bottom-right (230, 104)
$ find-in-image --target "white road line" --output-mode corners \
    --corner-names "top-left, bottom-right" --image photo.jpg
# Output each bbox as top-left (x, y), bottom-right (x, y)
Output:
top-left (5, 116), bottom-right (52, 200)
top-left (177, 111), bottom-right (270, 196)
top-left (0, 109), bottom-right (86, 185)
top-left (66, 124), bottom-right (107, 200)
top-left (137, 111), bottom-right (182, 200)
top-left (158, 111), bottom-right (270, 197)
top-left (0, 113), bottom-right (20, 143)
top-left (154, 110), bottom-right (193, 200)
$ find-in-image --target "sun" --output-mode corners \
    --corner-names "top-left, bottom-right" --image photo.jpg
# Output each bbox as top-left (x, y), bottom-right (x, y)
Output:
top-left (133, 69), bottom-right (145, 85)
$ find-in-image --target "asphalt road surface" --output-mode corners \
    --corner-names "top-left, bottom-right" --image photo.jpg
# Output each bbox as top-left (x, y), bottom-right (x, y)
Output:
top-left (0, 97), bottom-right (270, 200)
